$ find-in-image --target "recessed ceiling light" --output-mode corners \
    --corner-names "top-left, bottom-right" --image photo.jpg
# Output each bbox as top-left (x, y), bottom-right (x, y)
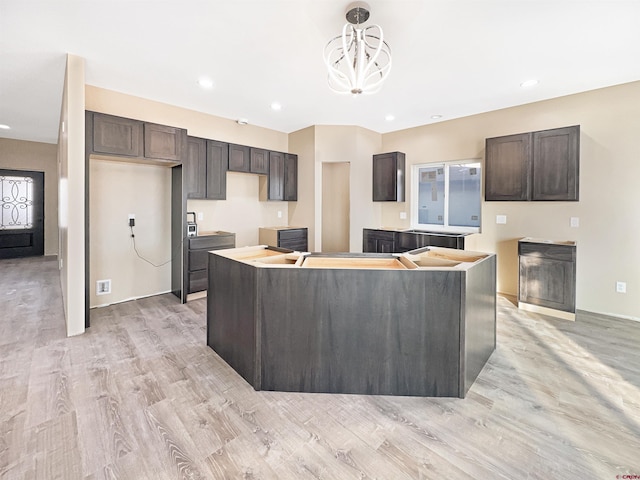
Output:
top-left (270, 102), bottom-right (282, 111)
top-left (237, 118), bottom-right (249, 125)
top-left (385, 114), bottom-right (395, 121)
top-left (520, 79), bottom-right (539, 88)
top-left (431, 115), bottom-right (442, 120)
top-left (198, 77), bottom-right (214, 89)
top-left (0, 124), bottom-right (10, 130)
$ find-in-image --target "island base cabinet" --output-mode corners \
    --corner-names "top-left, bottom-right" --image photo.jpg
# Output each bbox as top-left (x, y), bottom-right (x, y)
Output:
top-left (207, 248), bottom-right (496, 398)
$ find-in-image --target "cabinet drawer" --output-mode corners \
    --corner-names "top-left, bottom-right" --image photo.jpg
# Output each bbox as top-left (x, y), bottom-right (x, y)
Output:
top-left (188, 234), bottom-right (235, 250)
top-left (518, 242), bottom-right (575, 262)
top-left (188, 270), bottom-right (208, 294)
top-left (279, 239), bottom-right (308, 251)
top-left (278, 228), bottom-right (306, 241)
top-left (188, 250), bottom-right (209, 271)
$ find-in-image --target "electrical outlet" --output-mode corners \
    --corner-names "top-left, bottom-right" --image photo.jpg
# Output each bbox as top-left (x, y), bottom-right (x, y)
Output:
top-left (496, 215), bottom-right (507, 224)
top-left (616, 281), bottom-right (627, 293)
top-left (96, 279), bottom-right (111, 295)
top-left (277, 210), bottom-right (283, 219)
top-left (570, 217), bottom-right (579, 228)
top-left (197, 212), bottom-right (203, 221)
top-left (399, 212), bottom-right (407, 220)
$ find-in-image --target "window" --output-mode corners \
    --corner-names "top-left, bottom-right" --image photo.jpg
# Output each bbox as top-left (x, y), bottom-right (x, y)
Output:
top-left (0, 174), bottom-right (34, 230)
top-left (412, 160), bottom-right (481, 233)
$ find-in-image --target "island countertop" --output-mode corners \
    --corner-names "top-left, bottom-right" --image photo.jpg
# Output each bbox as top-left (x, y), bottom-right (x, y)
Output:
top-left (206, 245), bottom-right (496, 398)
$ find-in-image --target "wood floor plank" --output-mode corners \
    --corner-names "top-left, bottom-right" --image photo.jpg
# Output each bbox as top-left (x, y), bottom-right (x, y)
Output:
top-left (2, 257), bottom-right (640, 479)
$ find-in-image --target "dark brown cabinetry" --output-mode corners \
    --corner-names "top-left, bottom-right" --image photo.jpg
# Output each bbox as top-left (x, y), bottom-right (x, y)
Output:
top-left (89, 112), bottom-right (186, 165)
top-left (518, 238), bottom-right (576, 316)
top-left (259, 227), bottom-right (308, 251)
top-left (186, 233), bottom-right (235, 294)
top-left (228, 144), bottom-right (251, 172)
top-left (184, 136), bottom-right (207, 199)
top-left (184, 137), bottom-right (228, 200)
top-left (92, 113), bottom-right (143, 157)
top-left (363, 229), bottom-right (397, 253)
top-left (373, 152), bottom-right (405, 202)
top-left (284, 154), bottom-right (298, 201)
top-left (485, 125), bottom-right (579, 201)
top-left (363, 228), bottom-right (468, 253)
top-left (144, 123), bottom-right (185, 162)
top-left (268, 151), bottom-right (285, 200)
top-left (250, 148), bottom-right (269, 175)
top-left (206, 140), bottom-right (228, 200)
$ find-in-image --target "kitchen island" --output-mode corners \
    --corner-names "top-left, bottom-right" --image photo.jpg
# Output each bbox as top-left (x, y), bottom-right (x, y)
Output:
top-left (207, 246), bottom-right (496, 398)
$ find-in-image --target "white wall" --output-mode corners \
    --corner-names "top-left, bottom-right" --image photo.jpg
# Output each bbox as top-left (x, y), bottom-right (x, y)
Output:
top-left (90, 159), bottom-right (172, 307)
top-left (58, 54), bottom-right (85, 336)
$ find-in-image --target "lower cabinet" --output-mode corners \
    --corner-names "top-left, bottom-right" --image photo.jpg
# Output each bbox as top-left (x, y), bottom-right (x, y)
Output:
top-left (186, 233), bottom-right (235, 294)
top-left (259, 227), bottom-right (308, 251)
top-left (518, 238), bottom-right (576, 317)
top-left (362, 229), bottom-right (397, 253)
top-left (363, 228), bottom-right (467, 253)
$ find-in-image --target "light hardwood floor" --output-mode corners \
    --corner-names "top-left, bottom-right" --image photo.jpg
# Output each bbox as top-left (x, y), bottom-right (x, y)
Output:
top-left (1, 256), bottom-right (639, 479)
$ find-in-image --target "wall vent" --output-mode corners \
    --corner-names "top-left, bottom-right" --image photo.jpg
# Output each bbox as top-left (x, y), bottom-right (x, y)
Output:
top-left (96, 279), bottom-right (111, 295)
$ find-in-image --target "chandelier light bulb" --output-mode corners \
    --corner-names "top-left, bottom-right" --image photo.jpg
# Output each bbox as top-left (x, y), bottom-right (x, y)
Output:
top-left (324, 2), bottom-right (392, 95)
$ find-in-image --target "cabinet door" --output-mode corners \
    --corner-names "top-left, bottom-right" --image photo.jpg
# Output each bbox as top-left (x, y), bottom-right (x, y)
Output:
top-left (185, 137), bottom-right (206, 199)
top-left (485, 133), bottom-right (532, 201)
top-left (532, 125), bottom-right (579, 201)
top-left (228, 144), bottom-right (251, 172)
top-left (284, 154), bottom-right (298, 201)
top-left (250, 148), bottom-right (269, 174)
top-left (206, 140), bottom-right (228, 200)
top-left (373, 152), bottom-right (405, 202)
top-left (378, 239), bottom-right (396, 253)
top-left (268, 151), bottom-right (285, 200)
top-left (144, 123), bottom-right (185, 161)
top-left (519, 256), bottom-right (575, 312)
top-left (92, 113), bottom-right (142, 157)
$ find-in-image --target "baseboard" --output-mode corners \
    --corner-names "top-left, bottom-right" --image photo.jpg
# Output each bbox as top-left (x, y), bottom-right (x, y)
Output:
top-left (91, 289), bottom-right (173, 309)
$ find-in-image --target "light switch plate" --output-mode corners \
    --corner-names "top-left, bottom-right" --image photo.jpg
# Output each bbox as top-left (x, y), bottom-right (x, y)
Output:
top-left (496, 215), bottom-right (507, 224)
top-left (400, 212), bottom-right (407, 220)
top-left (570, 217), bottom-right (579, 227)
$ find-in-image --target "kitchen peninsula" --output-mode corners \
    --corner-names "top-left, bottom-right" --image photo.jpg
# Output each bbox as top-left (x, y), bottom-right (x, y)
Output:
top-left (207, 245), bottom-right (496, 398)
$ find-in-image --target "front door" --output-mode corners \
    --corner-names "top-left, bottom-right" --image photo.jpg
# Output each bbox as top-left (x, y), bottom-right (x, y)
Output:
top-left (0, 169), bottom-right (44, 258)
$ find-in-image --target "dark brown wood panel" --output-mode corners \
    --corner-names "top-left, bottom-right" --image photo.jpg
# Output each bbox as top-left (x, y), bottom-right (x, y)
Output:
top-left (373, 152), bottom-right (405, 202)
top-left (485, 132), bottom-right (532, 201)
top-left (143, 123), bottom-right (185, 161)
top-left (284, 153), bottom-right (298, 201)
top-left (206, 140), bottom-right (228, 200)
top-left (362, 228), bottom-right (397, 253)
top-left (532, 125), bottom-right (580, 201)
top-left (250, 148), bottom-right (269, 175)
top-left (92, 113), bottom-right (142, 157)
top-left (268, 151), bottom-right (285, 200)
top-left (184, 136), bottom-right (206, 199)
top-left (228, 144), bottom-right (250, 172)
top-left (207, 254), bottom-right (259, 386)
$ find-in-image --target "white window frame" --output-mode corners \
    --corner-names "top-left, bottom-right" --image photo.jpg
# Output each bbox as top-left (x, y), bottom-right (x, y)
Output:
top-left (410, 159), bottom-right (482, 234)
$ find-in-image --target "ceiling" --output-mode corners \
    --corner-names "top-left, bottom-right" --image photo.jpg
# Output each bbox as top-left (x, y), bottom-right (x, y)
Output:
top-left (2, 0), bottom-right (640, 144)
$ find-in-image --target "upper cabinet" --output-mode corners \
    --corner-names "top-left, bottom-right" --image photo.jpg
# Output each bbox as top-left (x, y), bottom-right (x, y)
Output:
top-left (485, 125), bottom-right (579, 201)
top-left (144, 123), bottom-right (185, 162)
top-left (268, 151), bottom-right (285, 201)
top-left (92, 113), bottom-right (143, 157)
top-left (284, 154), bottom-right (298, 201)
top-left (373, 152), bottom-right (405, 202)
top-left (228, 144), bottom-right (251, 172)
top-left (184, 136), bottom-right (207, 199)
top-left (184, 137), bottom-right (228, 200)
top-left (88, 112), bottom-right (186, 165)
top-left (250, 148), bottom-right (270, 175)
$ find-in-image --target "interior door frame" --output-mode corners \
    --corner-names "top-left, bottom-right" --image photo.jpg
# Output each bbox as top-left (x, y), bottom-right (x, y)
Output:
top-left (0, 168), bottom-right (45, 259)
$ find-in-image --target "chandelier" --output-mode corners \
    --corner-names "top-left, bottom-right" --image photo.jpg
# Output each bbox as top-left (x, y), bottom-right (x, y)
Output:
top-left (324, 2), bottom-right (392, 95)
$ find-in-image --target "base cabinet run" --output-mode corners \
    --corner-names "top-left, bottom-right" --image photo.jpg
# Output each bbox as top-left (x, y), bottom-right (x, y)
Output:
top-left (186, 233), bottom-right (235, 294)
top-left (518, 238), bottom-right (576, 320)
